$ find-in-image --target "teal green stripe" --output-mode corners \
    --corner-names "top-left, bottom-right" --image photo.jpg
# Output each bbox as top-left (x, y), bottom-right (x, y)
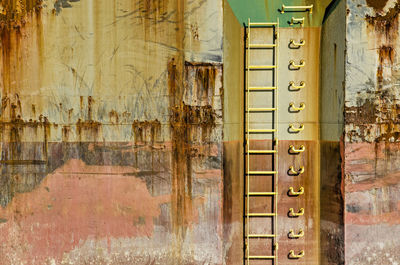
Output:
top-left (227, 0), bottom-right (335, 27)
top-left (227, 0), bottom-right (267, 25)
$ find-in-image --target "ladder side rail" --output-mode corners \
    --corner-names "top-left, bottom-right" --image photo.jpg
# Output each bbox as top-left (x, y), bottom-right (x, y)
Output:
top-left (245, 18), bottom-right (251, 265)
top-left (274, 18), bottom-right (280, 264)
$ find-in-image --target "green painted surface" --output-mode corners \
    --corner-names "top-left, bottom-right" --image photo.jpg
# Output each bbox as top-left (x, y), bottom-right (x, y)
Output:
top-left (226, 0), bottom-right (336, 27)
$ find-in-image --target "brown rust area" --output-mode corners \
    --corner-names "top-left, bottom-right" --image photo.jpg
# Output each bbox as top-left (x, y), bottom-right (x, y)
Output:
top-left (366, 0), bottom-right (389, 11)
top-left (109, 110), bottom-right (119, 124)
top-left (366, 2), bottom-right (400, 37)
top-left (185, 61), bottom-right (219, 106)
top-left (87, 96), bottom-right (93, 121)
top-left (320, 141), bottom-right (344, 265)
top-left (139, 0), bottom-right (169, 19)
top-left (223, 141), bottom-right (243, 264)
top-left (377, 45), bottom-right (395, 83)
top-left (169, 102), bottom-right (216, 238)
top-left (62, 125), bottom-right (71, 142)
top-left (167, 57), bottom-right (220, 256)
top-left (76, 119), bottom-right (101, 141)
top-left (0, 0), bottom-right (42, 96)
top-left (131, 119), bottom-right (161, 145)
top-left (0, 0), bottom-right (42, 27)
top-left (345, 99), bottom-right (377, 125)
top-left (346, 39), bottom-right (400, 141)
top-left (354, 2), bottom-right (400, 142)
top-left (0, 115), bottom-right (50, 207)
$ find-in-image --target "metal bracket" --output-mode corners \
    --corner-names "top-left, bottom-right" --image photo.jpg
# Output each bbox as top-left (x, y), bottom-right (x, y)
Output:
top-left (289, 145), bottom-right (305, 154)
top-left (289, 166), bottom-right (305, 175)
top-left (281, 4), bottom-right (313, 14)
top-left (289, 81), bottom-right (305, 91)
top-left (289, 186), bottom-right (304, 196)
top-left (289, 229), bottom-right (304, 238)
top-left (289, 250), bottom-right (305, 259)
top-left (290, 39), bottom-right (306, 48)
top-left (289, 60), bottom-right (305, 69)
top-left (289, 102), bottom-right (305, 112)
top-left (289, 17), bottom-right (305, 27)
top-left (289, 124), bottom-right (304, 133)
top-left (289, 208), bottom-right (305, 217)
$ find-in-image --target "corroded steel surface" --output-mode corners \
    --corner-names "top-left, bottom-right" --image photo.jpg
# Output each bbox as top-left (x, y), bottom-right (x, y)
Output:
top-left (320, 0), bottom-right (346, 264)
top-left (345, 0), bottom-right (400, 264)
top-left (0, 0), bottom-right (224, 264)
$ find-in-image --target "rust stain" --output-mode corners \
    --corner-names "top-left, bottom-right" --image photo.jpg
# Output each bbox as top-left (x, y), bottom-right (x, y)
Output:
top-left (366, 0), bottom-right (389, 12)
top-left (0, 0), bottom-right (42, 100)
top-left (68, 108), bottom-right (73, 123)
top-left (346, 43), bottom-right (400, 141)
top-left (366, 2), bottom-right (400, 38)
top-left (87, 96), bottom-right (93, 121)
top-left (377, 45), bottom-right (395, 83)
top-left (167, 56), bottom-right (219, 259)
top-left (190, 23), bottom-right (199, 40)
top-left (109, 109), bottom-right (119, 124)
top-left (62, 125), bottom-right (71, 141)
top-left (76, 119), bottom-right (101, 141)
top-left (139, 0), bottom-right (169, 19)
top-left (0, 0), bottom-right (42, 26)
top-left (132, 119), bottom-right (161, 145)
top-left (345, 99), bottom-right (376, 125)
top-left (130, 0), bottom-right (171, 41)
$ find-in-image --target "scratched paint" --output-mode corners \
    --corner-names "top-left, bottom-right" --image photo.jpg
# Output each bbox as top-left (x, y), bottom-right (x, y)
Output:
top-left (0, 0), bottom-right (224, 264)
top-left (345, 0), bottom-right (400, 264)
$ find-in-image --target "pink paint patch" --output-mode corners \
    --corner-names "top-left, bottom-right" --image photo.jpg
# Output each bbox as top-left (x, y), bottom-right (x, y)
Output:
top-left (0, 159), bottom-right (169, 264)
top-left (346, 171), bottom-right (400, 192)
top-left (346, 211), bottom-right (400, 225)
top-left (195, 169), bottom-right (221, 179)
top-left (345, 142), bottom-right (384, 161)
top-left (345, 162), bottom-right (374, 174)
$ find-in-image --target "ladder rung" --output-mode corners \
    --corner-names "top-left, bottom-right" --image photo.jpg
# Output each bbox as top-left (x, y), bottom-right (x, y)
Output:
top-left (247, 107), bottom-right (276, 112)
top-left (246, 192), bottom-right (277, 196)
top-left (247, 150), bottom-right (277, 154)
top-left (248, 44), bottom-right (276, 48)
top-left (247, 129), bottom-right (276, 133)
top-left (248, 86), bottom-right (276, 91)
top-left (246, 256), bottom-right (276, 259)
top-left (246, 213), bottom-right (276, 217)
top-left (249, 22), bottom-right (278, 27)
top-left (248, 65), bottom-right (276, 70)
top-left (247, 234), bottom-right (276, 238)
top-left (247, 171), bottom-right (277, 175)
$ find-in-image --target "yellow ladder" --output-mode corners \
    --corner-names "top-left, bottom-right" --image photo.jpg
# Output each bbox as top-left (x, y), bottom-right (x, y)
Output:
top-left (244, 18), bottom-right (279, 264)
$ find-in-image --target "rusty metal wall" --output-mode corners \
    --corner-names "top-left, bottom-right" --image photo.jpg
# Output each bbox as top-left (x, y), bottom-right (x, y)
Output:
top-left (345, 0), bottom-right (400, 264)
top-left (222, 0), bottom-right (244, 264)
top-left (0, 0), bottom-right (224, 264)
top-left (320, 0), bottom-right (345, 264)
top-left (243, 18), bottom-right (322, 265)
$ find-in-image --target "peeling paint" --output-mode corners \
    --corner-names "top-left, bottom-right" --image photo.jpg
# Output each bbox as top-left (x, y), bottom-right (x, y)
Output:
top-left (0, 0), bottom-right (224, 264)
